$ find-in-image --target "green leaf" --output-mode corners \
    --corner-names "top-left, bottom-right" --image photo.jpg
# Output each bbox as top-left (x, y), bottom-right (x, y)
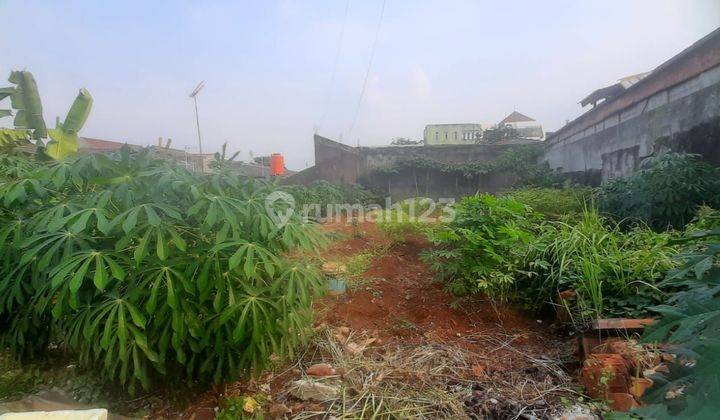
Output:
top-left (69, 257), bottom-right (92, 294)
top-left (122, 208), bottom-right (140, 234)
top-left (93, 255), bottom-right (108, 290)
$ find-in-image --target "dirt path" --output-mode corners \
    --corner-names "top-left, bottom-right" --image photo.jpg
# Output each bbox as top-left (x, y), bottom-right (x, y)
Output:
top-left (178, 219), bottom-right (577, 419)
top-left (315, 219), bottom-right (573, 371)
top-left (317, 220), bottom-right (551, 347)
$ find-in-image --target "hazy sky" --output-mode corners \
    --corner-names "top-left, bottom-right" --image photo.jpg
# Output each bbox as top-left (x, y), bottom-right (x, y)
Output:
top-left (1, 1), bottom-right (719, 169)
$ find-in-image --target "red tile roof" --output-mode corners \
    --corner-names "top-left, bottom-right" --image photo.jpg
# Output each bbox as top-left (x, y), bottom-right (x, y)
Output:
top-left (79, 137), bottom-right (132, 151)
top-left (499, 111), bottom-right (536, 125)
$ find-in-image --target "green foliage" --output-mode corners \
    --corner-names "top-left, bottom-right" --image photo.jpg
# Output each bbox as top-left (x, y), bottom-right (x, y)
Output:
top-left (422, 193), bottom-right (540, 300)
top-left (369, 144), bottom-right (563, 188)
top-left (216, 395), bottom-right (266, 419)
top-left (1, 71), bottom-right (47, 139)
top-left (0, 147), bottom-right (326, 392)
top-left (284, 180), bottom-right (379, 218)
top-left (46, 88), bottom-right (93, 159)
top-left (599, 153), bottom-right (720, 231)
top-left (503, 187), bottom-right (594, 220)
top-left (0, 354), bottom-right (44, 400)
top-left (520, 210), bottom-right (678, 321)
top-left (637, 209), bottom-right (720, 419)
top-left (0, 128), bottom-right (31, 149)
top-left (376, 198), bottom-right (437, 243)
top-left (1, 70), bottom-right (93, 159)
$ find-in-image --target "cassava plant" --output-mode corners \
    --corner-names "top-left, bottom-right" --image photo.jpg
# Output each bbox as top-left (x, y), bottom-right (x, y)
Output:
top-left (0, 146), bottom-right (326, 391)
top-left (637, 208), bottom-right (720, 418)
top-left (422, 193), bottom-right (541, 299)
top-left (599, 153), bottom-right (720, 231)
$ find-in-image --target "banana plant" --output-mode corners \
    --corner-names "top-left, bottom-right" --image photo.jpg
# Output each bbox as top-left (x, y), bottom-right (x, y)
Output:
top-left (0, 128), bottom-right (30, 149)
top-left (1, 70), bottom-right (92, 158)
top-left (0, 71), bottom-right (48, 140)
top-left (46, 88), bottom-right (93, 160)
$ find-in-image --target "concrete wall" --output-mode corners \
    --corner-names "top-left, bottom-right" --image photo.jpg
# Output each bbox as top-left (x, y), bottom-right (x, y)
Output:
top-left (544, 29), bottom-right (720, 184)
top-left (544, 64), bottom-right (720, 183)
top-left (285, 135), bottom-right (539, 199)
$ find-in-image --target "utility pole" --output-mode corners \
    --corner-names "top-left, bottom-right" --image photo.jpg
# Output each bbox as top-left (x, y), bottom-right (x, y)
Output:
top-left (189, 81), bottom-right (205, 172)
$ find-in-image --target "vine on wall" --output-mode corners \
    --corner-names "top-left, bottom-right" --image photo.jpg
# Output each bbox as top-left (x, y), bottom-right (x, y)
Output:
top-left (367, 145), bottom-right (562, 189)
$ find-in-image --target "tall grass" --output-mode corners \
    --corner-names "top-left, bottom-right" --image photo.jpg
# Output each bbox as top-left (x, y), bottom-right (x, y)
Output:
top-left (520, 209), bottom-right (678, 324)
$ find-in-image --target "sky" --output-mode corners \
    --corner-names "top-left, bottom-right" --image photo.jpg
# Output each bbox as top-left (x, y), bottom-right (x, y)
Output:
top-left (1, 1), bottom-right (719, 170)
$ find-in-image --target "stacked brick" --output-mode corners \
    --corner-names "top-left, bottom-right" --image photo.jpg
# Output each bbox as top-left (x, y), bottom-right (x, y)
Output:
top-left (579, 321), bottom-right (661, 411)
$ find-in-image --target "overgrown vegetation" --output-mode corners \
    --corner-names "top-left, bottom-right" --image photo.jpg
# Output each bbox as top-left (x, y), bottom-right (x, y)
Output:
top-left (423, 190), bottom-right (679, 323)
top-left (422, 193), bottom-right (541, 299)
top-left (376, 198), bottom-right (439, 243)
top-left (368, 144), bottom-right (564, 189)
top-left (520, 211), bottom-right (678, 321)
top-left (1, 70), bottom-right (93, 159)
top-left (637, 208), bottom-right (720, 419)
top-left (283, 180), bottom-right (379, 218)
top-left (599, 153), bottom-right (720, 231)
top-left (503, 187), bottom-right (593, 220)
top-left (0, 147), bottom-right (326, 391)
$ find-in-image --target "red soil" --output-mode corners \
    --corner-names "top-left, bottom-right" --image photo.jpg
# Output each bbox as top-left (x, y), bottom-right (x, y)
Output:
top-left (172, 218), bottom-right (568, 418)
top-left (316, 219), bottom-right (548, 345)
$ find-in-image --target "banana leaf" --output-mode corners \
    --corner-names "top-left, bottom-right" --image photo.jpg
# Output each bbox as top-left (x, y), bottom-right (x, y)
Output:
top-left (7, 71), bottom-right (47, 139)
top-left (62, 88), bottom-right (92, 133)
top-left (46, 89), bottom-right (93, 159)
top-left (46, 128), bottom-right (79, 159)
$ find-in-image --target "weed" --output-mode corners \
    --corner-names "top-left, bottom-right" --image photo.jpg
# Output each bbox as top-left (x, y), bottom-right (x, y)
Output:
top-left (216, 394), bottom-right (267, 419)
top-left (599, 153), bottom-right (720, 231)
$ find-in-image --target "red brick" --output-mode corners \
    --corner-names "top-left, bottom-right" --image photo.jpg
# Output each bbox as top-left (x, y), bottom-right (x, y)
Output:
top-left (592, 318), bottom-right (655, 332)
top-left (607, 393), bottom-right (639, 411)
top-left (306, 363), bottom-right (337, 377)
top-left (579, 333), bottom-right (622, 359)
top-left (629, 377), bottom-right (653, 399)
top-left (581, 354), bottom-right (630, 399)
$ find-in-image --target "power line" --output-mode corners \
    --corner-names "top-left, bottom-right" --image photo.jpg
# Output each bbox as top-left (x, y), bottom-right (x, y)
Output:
top-left (348, 0), bottom-right (386, 141)
top-left (318, 0), bottom-right (350, 133)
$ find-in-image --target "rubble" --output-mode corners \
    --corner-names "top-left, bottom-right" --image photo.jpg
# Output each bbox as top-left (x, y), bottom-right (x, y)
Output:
top-left (289, 380), bottom-right (339, 402)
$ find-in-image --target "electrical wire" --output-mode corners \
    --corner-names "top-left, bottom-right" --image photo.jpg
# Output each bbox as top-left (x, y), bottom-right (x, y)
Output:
top-left (318, 0), bottom-right (350, 133)
top-left (348, 0), bottom-right (387, 143)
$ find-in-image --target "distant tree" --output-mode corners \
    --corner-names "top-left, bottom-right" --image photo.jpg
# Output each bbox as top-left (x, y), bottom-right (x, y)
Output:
top-left (480, 126), bottom-right (518, 143)
top-left (390, 137), bottom-right (422, 145)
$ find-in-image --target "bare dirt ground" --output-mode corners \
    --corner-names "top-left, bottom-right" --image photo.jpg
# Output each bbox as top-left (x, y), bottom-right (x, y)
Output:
top-left (174, 219), bottom-right (579, 419)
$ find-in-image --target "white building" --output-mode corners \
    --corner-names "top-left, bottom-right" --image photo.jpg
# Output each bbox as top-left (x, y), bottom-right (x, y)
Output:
top-left (423, 123), bottom-right (485, 145)
top-left (497, 111), bottom-right (544, 140)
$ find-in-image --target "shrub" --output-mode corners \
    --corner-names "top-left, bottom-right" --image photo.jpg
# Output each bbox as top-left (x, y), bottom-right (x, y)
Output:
top-left (638, 208), bottom-right (720, 418)
top-left (520, 210), bottom-right (677, 322)
top-left (422, 193), bottom-right (541, 299)
top-left (375, 198), bottom-right (441, 243)
top-left (0, 147), bottom-right (326, 391)
top-left (284, 181), bottom-right (379, 218)
top-left (503, 187), bottom-right (594, 220)
top-left (598, 153), bottom-right (720, 231)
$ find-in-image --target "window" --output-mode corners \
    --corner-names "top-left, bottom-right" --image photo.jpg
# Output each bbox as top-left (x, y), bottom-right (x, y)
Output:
top-left (435, 132), bottom-right (438, 141)
top-left (454, 132), bottom-right (457, 140)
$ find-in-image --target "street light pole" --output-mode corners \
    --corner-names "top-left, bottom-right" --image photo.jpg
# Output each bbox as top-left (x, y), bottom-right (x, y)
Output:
top-left (189, 81), bottom-right (205, 172)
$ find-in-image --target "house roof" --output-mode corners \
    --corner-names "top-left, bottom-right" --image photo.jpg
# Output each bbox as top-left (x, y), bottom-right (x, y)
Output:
top-left (78, 137), bottom-right (132, 151)
top-left (579, 72), bottom-right (650, 107)
top-left (499, 111), bottom-right (535, 125)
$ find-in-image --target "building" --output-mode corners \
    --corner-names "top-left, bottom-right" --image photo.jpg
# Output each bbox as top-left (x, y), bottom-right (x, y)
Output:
top-left (76, 137), bottom-right (286, 177)
top-left (543, 27), bottom-right (720, 183)
top-left (423, 123), bottom-right (484, 145)
top-left (497, 111), bottom-right (544, 140)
